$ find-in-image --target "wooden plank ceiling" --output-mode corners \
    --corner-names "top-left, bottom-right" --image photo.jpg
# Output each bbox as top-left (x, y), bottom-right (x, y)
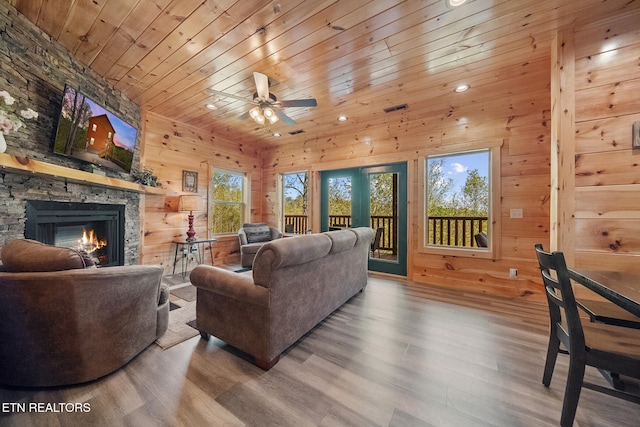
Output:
top-left (11, 0), bottom-right (639, 148)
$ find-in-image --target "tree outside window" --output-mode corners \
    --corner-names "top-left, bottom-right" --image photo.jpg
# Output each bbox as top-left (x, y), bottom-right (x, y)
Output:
top-left (426, 150), bottom-right (490, 248)
top-left (282, 172), bottom-right (308, 233)
top-left (328, 176), bottom-right (352, 227)
top-left (211, 169), bottom-right (245, 234)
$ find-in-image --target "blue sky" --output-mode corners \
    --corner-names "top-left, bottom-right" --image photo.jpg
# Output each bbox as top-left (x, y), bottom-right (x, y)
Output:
top-left (84, 97), bottom-right (138, 152)
top-left (434, 150), bottom-right (489, 194)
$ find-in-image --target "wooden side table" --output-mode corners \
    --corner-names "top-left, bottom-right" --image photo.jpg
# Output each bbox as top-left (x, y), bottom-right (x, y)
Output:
top-left (172, 238), bottom-right (216, 278)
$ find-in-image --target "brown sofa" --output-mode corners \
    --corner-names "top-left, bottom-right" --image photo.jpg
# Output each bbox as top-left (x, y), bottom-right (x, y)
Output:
top-left (190, 227), bottom-right (374, 369)
top-left (0, 239), bottom-right (169, 387)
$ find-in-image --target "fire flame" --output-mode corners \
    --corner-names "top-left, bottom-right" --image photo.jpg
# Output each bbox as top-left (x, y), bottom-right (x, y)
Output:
top-left (78, 228), bottom-right (107, 254)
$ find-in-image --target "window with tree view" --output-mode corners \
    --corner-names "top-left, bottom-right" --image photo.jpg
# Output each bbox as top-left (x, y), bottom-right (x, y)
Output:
top-left (211, 169), bottom-right (245, 234)
top-left (282, 172), bottom-right (308, 234)
top-left (328, 176), bottom-right (352, 229)
top-left (426, 150), bottom-right (490, 249)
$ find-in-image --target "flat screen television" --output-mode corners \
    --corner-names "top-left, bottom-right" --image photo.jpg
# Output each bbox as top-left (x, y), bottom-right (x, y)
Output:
top-left (52, 84), bottom-right (138, 174)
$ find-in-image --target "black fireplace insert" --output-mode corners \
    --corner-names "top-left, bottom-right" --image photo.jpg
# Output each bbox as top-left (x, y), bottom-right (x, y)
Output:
top-left (25, 200), bottom-right (125, 267)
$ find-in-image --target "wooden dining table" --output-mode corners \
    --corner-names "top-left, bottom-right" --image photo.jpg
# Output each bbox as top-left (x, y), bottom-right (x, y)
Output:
top-left (568, 269), bottom-right (640, 318)
top-left (568, 269), bottom-right (640, 390)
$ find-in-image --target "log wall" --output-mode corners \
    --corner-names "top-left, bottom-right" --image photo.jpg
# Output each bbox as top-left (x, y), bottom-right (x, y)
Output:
top-left (572, 10), bottom-right (640, 272)
top-left (261, 61), bottom-right (553, 300)
top-left (256, 10), bottom-right (640, 300)
top-left (114, 9), bottom-right (640, 297)
top-left (140, 112), bottom-right (262, 274)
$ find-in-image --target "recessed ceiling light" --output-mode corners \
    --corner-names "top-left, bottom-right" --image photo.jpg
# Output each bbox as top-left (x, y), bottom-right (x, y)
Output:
top-left (273, 132), bottom-right (281, 137)
top-left (454, 83), bottom-right (470, 93)
top-left (445, 0), bottom-right (467, 8)
top-left (337, 115), bottom-right (348, 122)
top-left (205, 103), bottom-right (216, 110)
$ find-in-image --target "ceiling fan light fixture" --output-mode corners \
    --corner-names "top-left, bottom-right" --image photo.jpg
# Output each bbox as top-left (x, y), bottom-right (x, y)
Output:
top-left (263, 107), bottom-right (275, 119)
top-left (250, 106), bottom-right (263, 120)
top-left (213, 71), bottom-right (316, 127)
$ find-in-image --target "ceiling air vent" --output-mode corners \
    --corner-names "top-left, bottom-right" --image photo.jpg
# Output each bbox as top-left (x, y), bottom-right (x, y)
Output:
top-left (288, 129), bottom-right (305, 135)
top-left (383, 104), bottom-right (408, 113)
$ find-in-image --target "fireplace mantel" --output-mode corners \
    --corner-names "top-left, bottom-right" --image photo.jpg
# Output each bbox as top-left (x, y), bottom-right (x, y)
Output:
top-left (0, 153), bottom-right (165, 194)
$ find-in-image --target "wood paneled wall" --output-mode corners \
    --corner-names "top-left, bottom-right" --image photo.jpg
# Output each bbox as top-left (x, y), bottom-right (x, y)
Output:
top-left (136, 10), bottom-right (639, 298)
top-left (261, 59), bottom-right (553, 300)
top-left (572, 10), bottom-right (640, 272)
top-left (140, 112), bottom-right (262, 274)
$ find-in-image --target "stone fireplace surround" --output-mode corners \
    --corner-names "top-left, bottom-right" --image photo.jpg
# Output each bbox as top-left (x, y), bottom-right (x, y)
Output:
top-left (0, 172), bottom-right (141, 266)
top-left (0, 2), bottom-right (144, 266)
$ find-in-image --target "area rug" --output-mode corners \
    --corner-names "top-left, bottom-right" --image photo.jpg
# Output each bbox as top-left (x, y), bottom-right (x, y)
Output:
top-left (156, 275), bottom-right (199, 349)
top-left (170, 283), bottom-right (196, 302)
top-left (155, 299), bottom-right (198, 349)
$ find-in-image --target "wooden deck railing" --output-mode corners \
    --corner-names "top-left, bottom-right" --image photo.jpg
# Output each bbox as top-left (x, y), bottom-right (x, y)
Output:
top-left (284, 215), bottom-right (396, 253)
top-left (283, 214), bottom-right (309, 234)
top-left (284, 214), bottom-right (488, 252)
top-left (427, 216), bottom-right (488, 247)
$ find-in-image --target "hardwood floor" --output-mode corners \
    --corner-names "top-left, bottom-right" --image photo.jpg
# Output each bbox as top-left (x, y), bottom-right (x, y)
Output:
top-left (1, 274), bottom-right (639, 426)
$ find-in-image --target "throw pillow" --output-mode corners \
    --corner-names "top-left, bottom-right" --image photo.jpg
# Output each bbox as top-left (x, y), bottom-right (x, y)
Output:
top-left (0, 239), bottom-right (96, 272)
top-left (243, 223), bottom-right (271, 243)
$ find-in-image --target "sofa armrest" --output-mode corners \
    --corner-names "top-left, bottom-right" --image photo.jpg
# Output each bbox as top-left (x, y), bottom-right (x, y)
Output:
top-left (238, 229), bottom-right (249, 245)
top-left (190, 265), bottom-right (269, 307)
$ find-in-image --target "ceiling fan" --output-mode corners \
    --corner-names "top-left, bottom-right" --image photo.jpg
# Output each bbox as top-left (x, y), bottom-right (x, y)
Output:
top-left (206, 72), bottom-right (317, 126)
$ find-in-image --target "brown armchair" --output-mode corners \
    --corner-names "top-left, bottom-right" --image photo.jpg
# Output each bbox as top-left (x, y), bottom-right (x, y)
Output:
top-left (238, 223), bottom-right (283, 267)
top-left (0, 239), bottom-right (169, 387)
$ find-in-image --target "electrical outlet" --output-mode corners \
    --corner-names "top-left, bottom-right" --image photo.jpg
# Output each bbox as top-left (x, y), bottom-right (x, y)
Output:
top-left (510, 208), bottom-right (523, 219)
top-left (509, 268), bottom-right (518, 278)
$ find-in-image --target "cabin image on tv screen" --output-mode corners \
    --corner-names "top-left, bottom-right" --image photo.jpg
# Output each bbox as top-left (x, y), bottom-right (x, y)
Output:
top-left (53, 85), bottom-right (137, 174)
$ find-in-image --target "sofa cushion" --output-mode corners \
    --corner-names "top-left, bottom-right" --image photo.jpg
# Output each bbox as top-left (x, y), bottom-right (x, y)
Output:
top-left (254, 234), bottom-right (332, 269)
top-left (0, 239), bottom-right (95, 272)
top-left (243, 223), bottom-right (272, 243)
top-left (325, 229), bottom-right (357, 254)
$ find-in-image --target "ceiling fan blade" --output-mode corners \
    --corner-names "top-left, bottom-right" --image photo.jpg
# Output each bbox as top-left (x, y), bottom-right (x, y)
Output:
top-left (253, 72), bottom-right (270, 100)
top-left (275, 110), bottom-right (296, 126)
top-left (279, 98), bottom-right (318, 108)
top-left (206, 88), bottom-right (251, 103)
top-left (238, 111), bottom-right (250, 120)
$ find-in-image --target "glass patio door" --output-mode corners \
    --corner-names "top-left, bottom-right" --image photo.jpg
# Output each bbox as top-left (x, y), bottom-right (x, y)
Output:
top-left (321, 162), bottom-right (407, 276)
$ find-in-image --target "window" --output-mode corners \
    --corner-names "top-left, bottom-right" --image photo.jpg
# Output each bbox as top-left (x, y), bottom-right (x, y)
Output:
top-left (328, 176), bottom-right (352, 228)
top-left (281, 171), bottom-right (308, 234)
top-left (419, 141), bottom-right (501, 259)
top-left (210, 169), bottom-right (246, 234)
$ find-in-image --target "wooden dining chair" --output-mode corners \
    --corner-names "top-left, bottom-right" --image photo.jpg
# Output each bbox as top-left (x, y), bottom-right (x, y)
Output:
top-left (534, 244), bottom-right (640, 427)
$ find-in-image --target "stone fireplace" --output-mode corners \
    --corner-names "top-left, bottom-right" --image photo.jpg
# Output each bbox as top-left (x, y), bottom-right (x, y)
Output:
top-left (25, 200), bottom-right (125, 266)
top-left (0, 172), bottom-right (141, 266)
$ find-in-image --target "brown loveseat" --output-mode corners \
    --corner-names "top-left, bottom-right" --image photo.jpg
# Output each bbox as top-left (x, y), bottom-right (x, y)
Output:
top-left (0, 239), bottom-right (169, 387)
top-left (191, 227), bottom-right (374, 369)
